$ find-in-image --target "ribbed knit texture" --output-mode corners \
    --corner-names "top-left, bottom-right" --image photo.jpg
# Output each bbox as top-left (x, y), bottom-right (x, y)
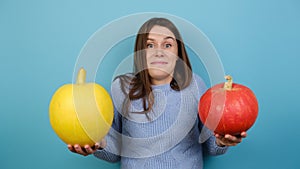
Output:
top-left (94, 74), bottom-right (228, 169)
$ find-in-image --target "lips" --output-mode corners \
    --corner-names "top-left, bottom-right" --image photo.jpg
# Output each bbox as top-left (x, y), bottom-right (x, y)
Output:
top-left (150, 61), bottom-right (168, 65)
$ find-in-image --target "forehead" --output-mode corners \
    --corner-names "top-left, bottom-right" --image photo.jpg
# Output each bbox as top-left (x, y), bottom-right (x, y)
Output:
top-left (148, 25), bottom-right (176, 40)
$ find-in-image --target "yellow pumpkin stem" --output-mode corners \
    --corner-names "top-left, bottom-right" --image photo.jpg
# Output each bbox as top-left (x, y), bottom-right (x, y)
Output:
top-left (224, 75), bottom-right (233, 90)
top-left (76, 68), bottom-right (86, 84)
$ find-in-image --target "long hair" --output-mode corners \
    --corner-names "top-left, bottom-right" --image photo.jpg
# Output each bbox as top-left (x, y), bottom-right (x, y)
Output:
top-left (119, 17), bottom-right (193, 117)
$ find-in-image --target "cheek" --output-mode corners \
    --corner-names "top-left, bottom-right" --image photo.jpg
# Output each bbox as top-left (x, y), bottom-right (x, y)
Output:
top-left (173, 48), bottom-right (178, 55)
top-left (172, 43), bottom-right (178, 54)
top-left (168, 52), bottom-right (179, 64)
top-left (169, 58), bottom-right (177, 70)
top-left (167, 47), bottom-right (178, 56)
top-left (146, 54), bottom-right (151, 66)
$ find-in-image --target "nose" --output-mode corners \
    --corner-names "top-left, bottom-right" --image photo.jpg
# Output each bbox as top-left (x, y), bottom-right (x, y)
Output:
top-left (155, 49), bottom-right (164, 57)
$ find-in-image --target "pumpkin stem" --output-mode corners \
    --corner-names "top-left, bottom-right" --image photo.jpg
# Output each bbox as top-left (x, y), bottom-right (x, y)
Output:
top-left (76, 68), bottom-right (86, 84)
top-left (224, 75), bottom-right (233, 90)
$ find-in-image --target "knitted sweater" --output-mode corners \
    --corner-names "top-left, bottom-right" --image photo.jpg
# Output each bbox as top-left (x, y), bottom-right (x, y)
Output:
top-left (94, 74), bottom-right (228, 169)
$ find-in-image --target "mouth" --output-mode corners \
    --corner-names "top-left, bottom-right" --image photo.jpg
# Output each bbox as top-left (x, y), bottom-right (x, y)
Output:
top-left (150, 61), bottom-right (168, 65)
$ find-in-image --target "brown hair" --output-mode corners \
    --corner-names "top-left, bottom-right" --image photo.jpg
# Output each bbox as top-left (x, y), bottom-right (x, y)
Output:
top-left (119, 17), bottom-right (192, 117)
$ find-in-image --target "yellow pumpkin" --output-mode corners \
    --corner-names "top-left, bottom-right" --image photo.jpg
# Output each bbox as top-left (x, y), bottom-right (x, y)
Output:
top-left (49, 68), bottom-right (114, 147)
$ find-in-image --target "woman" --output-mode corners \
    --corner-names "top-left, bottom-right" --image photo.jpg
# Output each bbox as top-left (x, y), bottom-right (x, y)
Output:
top-left (68, 17), bottom-right (247, 169)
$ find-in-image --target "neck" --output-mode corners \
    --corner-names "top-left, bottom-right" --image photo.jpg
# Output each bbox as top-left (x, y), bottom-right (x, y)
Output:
top-left (151, 75), bottom-right (173, 85)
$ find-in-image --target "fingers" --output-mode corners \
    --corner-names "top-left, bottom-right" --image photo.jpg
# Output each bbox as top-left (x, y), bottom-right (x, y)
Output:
top-left (224, 134), bottom-right (242, 143)
top-left (74, 144), bottom-right (89, 156)
top-left (67, 144), bottom-right (100, 156)
top-left (215, 132), bottom-right (248, 147)
top-left (216, 136), bottom-right (239, 146)
top-left (94, 142), bottom-right (101, 150)
top-left (99, 139), bottom-right (107, 149)
top-left (67, 144), bottom-right (76, 153)
top-left (84, 145), bottom-right (96, 154)
top-left (67, 139), bottom-right (107, 156)
top-left (240, 131), bottom-right (247, 138)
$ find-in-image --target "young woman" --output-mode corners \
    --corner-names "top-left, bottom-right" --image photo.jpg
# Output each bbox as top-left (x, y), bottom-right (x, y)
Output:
top-left (68, 17), bottom-right (247, 169)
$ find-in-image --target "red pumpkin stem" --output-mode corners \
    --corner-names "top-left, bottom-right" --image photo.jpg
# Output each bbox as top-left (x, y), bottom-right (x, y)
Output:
top-left (224, 75), bottom-right (233, 90)
top-left (76, 68), bottom-right (86, 84)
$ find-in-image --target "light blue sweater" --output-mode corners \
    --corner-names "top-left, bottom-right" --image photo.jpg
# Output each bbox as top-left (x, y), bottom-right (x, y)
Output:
top-left (94, 74), bottom-right (228, 169)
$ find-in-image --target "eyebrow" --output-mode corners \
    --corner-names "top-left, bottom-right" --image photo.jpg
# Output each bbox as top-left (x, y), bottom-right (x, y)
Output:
top-left (147, 36), bottom-right (176, 41)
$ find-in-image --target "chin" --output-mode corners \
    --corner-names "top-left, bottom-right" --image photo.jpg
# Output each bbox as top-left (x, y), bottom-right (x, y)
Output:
top-left (148, 69), bottom-right (173, 83)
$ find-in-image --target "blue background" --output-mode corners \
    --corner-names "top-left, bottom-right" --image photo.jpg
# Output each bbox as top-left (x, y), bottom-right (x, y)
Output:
top-left (1, 0), bottom-right (299, 169)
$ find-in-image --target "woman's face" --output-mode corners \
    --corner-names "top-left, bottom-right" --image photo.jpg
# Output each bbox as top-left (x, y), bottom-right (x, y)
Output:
top-left (146, 25), bottom-right (178, 85)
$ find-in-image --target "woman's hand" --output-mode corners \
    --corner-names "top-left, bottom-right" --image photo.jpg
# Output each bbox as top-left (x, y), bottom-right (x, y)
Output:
top-left (215, 131), bottom-right (247, 147)
top-left (67, 139), bottom-right (107, 156)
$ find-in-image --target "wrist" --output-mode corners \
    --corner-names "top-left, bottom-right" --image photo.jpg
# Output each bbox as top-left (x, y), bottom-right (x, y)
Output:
top-left (216, 139), bottom-right (226, 147)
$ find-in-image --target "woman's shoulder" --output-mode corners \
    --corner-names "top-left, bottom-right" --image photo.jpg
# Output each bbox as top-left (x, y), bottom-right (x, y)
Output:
top-left (191, 73), bottom-right (207, 89)
top-left (111, 73), bottom-right (134, 112)
top-left (111, 73), bottom-right (134, 92)
top-left (188, 73), bottom-right (208, 100)
top-left (111, 73), bottom-right (135, 95)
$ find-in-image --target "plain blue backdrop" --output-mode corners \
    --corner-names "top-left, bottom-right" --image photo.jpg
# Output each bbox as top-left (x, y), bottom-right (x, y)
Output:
top-left (1, 0), bottom-right (299, 169)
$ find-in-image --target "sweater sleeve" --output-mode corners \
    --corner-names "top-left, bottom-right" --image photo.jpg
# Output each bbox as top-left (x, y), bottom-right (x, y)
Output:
top-left (191, 73), bottom-right (207, 100)
top-left (198, 121), bottom-right (229, 156)
top-left (202, 134), bottom-right (229, 156)
top-left (93, 77), bottom-right (125, 162)
top-left (93, 107), bottom-right (122, 162)
top-left (193, 74), bottom-right (229, 155)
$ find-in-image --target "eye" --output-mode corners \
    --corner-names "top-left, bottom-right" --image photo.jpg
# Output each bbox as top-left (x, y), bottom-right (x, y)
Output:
top-left (147, 43), bottom-right (154, 48)
top-left (165, 44), bottom-right (172, 48)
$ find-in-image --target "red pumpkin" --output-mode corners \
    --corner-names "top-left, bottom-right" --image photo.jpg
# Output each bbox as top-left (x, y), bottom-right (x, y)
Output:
top-left (198, 75), bottom-right (258, 135)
